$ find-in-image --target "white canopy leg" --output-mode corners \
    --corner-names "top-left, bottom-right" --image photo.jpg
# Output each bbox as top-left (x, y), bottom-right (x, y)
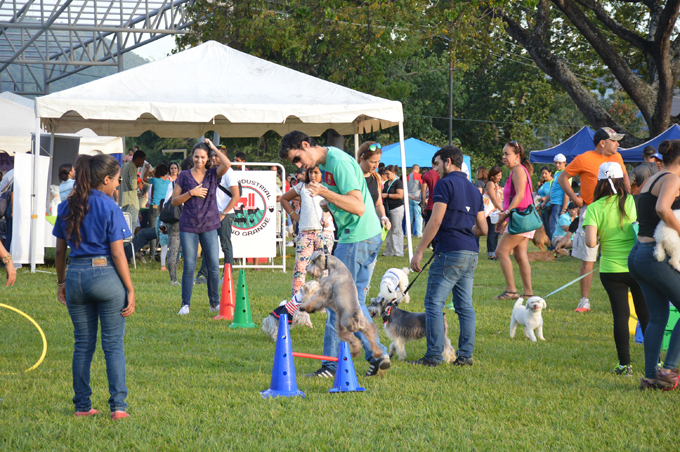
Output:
top-left (399, 122), bottom-right (412, 261)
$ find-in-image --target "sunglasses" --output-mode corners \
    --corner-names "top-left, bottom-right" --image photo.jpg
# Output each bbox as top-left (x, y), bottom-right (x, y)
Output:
top-left (360, 143), bottom-right (382, 157)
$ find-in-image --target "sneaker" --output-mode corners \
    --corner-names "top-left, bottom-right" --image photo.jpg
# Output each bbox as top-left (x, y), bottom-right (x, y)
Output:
top-left (657, 369), bottom-right (680, 391)
top-left (210, 304), bottom-right (220, 313)
top-left (194, 276), bottom-right (207, 285)
top-left (365, 357), bottom-right (391, 377)
top-left (178, 305), bottom-right (190, 315)
top-left (278, 299), bottom-right (288, 307)
top-left (452, 356), bottom-right (474, 367)
top-left (170, 281), bottom-right (180, 286)
top-left (305, 367), bottom-right (335, 378)
top-left (640, 377), bottom-right (671, 391)
top-left (574, 298), bottom-right (591, 312)
top-left (75, 409), bottom-right (99, 417)
top-left (111, 411), bottom-right (129, 420)
top-left (407, 357), bottom-right (439, 367)
top-left (612, 364), bottom-right (632, 377)
top-left (286, 241), bottom-right (294, 247)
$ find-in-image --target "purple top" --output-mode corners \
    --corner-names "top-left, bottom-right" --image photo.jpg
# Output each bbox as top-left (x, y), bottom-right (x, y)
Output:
top-left (176, 167), bottom-right (221, 233)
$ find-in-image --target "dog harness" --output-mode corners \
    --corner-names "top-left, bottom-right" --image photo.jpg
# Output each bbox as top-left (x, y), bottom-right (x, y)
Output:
top-left (381, 303), bottom-right (395, 325)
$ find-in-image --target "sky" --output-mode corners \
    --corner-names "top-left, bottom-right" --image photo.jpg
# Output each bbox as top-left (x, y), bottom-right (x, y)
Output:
top-left (133, 35), bottom-right (178, 62)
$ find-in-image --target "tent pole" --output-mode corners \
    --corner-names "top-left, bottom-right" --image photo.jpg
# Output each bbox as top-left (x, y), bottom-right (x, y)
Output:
top-left (398, 122), bottom-right (413, 260)
top-left (354, 133), bottom-right (359, 160)
top-left (30, 117), bottom-right (41, 273)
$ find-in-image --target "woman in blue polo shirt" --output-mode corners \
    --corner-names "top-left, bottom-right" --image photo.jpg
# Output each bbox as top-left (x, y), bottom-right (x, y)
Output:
top-left (54, 154), bottom-right (134, 420)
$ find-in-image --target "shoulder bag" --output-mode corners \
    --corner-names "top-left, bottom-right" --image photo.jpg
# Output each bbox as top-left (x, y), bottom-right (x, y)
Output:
top-left (507, 168), bottom-right (542, 235)
top-left (159, 182), bottom-right (182, 224)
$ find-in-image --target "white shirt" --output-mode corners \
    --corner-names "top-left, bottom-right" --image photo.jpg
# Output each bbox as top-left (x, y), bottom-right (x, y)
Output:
top-left (293, 182), bottom-right (326, 231)
top-left (216, 167), bottom-right (239, 214)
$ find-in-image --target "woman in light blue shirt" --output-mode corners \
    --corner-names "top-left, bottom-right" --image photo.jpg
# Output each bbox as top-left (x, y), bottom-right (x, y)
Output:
top-left (58, 163), bottom-right (75, 200)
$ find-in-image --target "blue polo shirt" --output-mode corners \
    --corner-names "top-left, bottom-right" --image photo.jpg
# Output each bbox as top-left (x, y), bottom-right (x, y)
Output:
top-left (432, 171), bottom-right (483, 253)
top-left (53, 189), bottom-right (132, 258)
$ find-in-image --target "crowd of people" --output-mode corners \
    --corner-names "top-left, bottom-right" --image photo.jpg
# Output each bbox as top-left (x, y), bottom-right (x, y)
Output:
top-left (5, 125), bottom-right (680, 422)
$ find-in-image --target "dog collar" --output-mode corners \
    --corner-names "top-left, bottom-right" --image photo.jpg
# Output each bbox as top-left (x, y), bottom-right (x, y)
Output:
top-left (382, 305), bottom-right (393, 325)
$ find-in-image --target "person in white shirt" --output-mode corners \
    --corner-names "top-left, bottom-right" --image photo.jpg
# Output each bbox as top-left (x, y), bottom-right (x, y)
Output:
top-left (194, 146), bottom-right (241, 284)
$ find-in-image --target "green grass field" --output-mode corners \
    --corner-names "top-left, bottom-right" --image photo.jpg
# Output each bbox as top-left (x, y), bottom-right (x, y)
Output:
top-left (2, 240), bottom-right (679, 451)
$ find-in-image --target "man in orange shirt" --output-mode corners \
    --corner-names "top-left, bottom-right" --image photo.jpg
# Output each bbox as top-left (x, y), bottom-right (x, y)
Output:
top-left (558, 127), bottom-right (630, 313)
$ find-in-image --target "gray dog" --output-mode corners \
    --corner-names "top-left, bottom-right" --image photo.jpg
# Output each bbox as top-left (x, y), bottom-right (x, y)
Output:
top-left (367, 295), bottom-right (456, 362)
top-left (293, 251), bottom-right (388, 366)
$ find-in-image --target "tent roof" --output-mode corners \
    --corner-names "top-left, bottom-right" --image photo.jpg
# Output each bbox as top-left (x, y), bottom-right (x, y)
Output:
top-left (380, 137), bottom-right (439, 167)
top-left (618, 124), bottom-right (680, 162)
top-left (529, 126), bottom-right (595, 163)
top-left (36, 41), bottom-right (404, 138)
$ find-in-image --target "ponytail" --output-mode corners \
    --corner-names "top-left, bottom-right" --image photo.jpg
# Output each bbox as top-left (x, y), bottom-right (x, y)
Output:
top-left (64, 154), bottom-right (119, 248)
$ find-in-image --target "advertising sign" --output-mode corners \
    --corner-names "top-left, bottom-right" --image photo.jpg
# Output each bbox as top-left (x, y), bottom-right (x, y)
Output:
top-left (231, 170), bottom-right (277, 258)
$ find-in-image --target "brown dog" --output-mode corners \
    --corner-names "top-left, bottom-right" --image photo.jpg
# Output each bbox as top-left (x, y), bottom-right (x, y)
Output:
top-left (532, 225), bottom-right (551, 252)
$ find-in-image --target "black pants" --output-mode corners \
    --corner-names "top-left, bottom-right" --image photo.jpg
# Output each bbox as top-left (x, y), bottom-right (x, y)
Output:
top-left (599, 272), bottom-right (649, 366)
top-left (124, 227), bottom-right (157, 260)
top-left (486, 216), bottom-right (499, 256)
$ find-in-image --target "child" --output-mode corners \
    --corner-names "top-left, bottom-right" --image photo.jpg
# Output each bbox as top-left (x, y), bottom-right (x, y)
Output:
top-left (280, 165), bottom-right (334, 298)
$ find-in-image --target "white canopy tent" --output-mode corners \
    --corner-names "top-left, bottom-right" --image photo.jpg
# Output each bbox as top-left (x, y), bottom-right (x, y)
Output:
top-left (32, 40), bottom-right (412, 272)
top-left (0, 92), bottom-right (124, 156)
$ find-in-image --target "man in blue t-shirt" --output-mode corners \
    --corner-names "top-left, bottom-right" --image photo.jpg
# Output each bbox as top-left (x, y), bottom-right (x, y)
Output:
top-left (279, 130), bottom-right (389, 378)
top-left (409, 146), bottom-right (487, 367)
top-left (539, 153), bottom-right (570, 240)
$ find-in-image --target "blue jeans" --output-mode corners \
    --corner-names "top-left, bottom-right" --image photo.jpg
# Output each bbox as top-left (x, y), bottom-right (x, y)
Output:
top-left (197, 213), bottom-right (235, 279)
top-left (65, 256), bottom-right (128, 413)
top-left (424, 250), bottom-right (478, 362)
top-left (541, 205), bottom-right (551, 238)
top-left (409, 199), bottom-right (422, 236)
top-left (321, 233), bottom-right (387, 370)
top-left (549, 204), bottom-right (562, 240)
top-left (180, 229), bottom-right (220, 307)
top-left (629, 241), bottom-right (680, 379)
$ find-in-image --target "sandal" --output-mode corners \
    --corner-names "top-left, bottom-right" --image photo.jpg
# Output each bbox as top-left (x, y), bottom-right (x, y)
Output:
top-left (495, 291), bottom-right (519, 300)
top-left (521, 294), bottom-right (534, 298)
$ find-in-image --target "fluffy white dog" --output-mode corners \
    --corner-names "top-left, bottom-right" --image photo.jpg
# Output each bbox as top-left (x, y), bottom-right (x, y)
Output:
top-left (509, 296), bottom-right (546, 342)
top-left (653, 209), bottom-right (680, 272)
top-left (379, 267), bottom-right (411, 304)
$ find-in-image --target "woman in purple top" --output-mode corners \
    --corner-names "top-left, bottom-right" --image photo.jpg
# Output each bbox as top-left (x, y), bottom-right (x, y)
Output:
top-left (172, 139), bottom-right (231, 315)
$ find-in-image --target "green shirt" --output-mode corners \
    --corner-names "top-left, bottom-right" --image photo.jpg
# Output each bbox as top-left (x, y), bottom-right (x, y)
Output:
top-left (583, 195), bottom-right (637, 273)
top-left (320, 147), bottom-right (381, 243)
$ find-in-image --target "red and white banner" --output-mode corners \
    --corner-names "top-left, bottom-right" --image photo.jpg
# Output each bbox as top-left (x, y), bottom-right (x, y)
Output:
top-left (231, 170), bottom-right (277, 258)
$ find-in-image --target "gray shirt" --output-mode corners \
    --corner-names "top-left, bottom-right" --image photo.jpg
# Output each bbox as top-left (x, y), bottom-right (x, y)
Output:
top-left (629, 162), bottom-right (658, 187)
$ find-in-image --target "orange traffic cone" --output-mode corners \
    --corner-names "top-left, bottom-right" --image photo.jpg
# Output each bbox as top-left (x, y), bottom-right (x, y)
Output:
top-left (213, 263), bottom-right (235, 320)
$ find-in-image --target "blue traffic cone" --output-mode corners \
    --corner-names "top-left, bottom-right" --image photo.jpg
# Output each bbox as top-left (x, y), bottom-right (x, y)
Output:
top-left (329, 342), bottom-right (365, 393)
top-left (635, 322), bottom-right (644, 344)
top-left (260, 313), bottom-right (305, 399)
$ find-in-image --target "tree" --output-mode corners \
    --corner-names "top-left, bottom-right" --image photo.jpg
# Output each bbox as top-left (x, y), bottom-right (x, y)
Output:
top-left (485, 0), bottom-right (680, 146)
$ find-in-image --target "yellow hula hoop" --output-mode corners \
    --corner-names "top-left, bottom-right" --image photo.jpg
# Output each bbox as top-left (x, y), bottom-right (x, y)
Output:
top-left (0, 303), bottom-right (48, 373)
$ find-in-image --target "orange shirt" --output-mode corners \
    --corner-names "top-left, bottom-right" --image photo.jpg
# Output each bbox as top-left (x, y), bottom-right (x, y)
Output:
top-left (564, 151), bottom-right (625, 205)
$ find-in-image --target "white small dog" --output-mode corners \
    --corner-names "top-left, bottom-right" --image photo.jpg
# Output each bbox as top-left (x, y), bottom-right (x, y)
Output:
top-left (654, 210), bottom-right (680, 272)
top-left (509, 296), bottom-right (546, 342)
top-left (379, 267), bottom-right (411, 304)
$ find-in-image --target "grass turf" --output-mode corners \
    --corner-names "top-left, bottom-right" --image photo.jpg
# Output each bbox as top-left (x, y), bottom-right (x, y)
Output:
top-left (1, 240), bottom-right (679, 451)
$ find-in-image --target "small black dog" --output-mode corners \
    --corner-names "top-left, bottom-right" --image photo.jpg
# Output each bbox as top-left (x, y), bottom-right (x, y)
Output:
top-left (367, 296), bottom-right (456, 362)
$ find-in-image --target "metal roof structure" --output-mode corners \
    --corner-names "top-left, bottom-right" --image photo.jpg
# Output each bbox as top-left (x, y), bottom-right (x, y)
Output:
top-left (0, 0), bottom-right (196, 95)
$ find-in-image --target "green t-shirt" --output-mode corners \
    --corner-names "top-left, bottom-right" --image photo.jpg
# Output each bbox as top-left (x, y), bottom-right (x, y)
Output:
top-left (583, 195), bottom-right (637, 273)
top-left (320, 147), bottom-right (381, 243)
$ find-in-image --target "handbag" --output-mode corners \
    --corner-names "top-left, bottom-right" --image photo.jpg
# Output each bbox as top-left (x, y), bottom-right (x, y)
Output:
top-left (507, 167), bottom-right (541, 234)
top-left (507, 204), bottom-right (543, 234)
top-left (158, 183), bottom-right (182, 224)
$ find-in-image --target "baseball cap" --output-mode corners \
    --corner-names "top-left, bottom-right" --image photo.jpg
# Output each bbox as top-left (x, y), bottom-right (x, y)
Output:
top-left (593, 127), bottom-right (625, 145)
top-left (652, 152), bottom-right (663, 160)
top-left (643, 146), bottom-right (656, 158)
top-left (554, 153), bottom-right (566, 163)
top-left (598, 162), bottom-right (624, 180)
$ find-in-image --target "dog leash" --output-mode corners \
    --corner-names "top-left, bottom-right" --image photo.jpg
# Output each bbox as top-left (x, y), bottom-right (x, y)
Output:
top-left (382, 252), bottom-right (436, 325)
top-left (542, 266), bottom-right (599, 300)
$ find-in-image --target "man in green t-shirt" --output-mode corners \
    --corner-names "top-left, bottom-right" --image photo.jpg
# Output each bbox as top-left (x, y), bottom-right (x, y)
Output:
top-left (279, 131), bottom-right (389, 378)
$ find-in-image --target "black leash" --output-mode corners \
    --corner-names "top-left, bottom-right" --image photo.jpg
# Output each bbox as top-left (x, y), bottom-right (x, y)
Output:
top-left (381, 252), bottom-right (436, 325)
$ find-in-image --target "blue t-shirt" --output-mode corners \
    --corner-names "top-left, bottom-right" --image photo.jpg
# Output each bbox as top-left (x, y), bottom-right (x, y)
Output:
top-left (538, 181), bottom-right (551, 197)
top-left (149, 177), bottom-right (172, 206)
top-left (550, 170), bottom-right (569, 206)
top-left (432, 171), bottom-right (484, 253)
top-left (53, 189), bottom-right (132, 258)
top-left (552, 213), bottom-right (572, 239)
top-left (59, 179), bottom-right (75, 200)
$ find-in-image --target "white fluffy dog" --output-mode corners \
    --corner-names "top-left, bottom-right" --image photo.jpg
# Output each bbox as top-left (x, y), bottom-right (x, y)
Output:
top-left (509, 296), bottom-right (546, 342)
top-left (653, 209), bottom-right (680, 272)
top-left (379, 267), bottom-right (411, 304)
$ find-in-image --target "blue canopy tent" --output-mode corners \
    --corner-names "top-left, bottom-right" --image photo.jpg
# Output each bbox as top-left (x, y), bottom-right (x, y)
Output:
top-left (529, 126), bottom-right (595, 164)
top-left (381, 137), bottom-right (472, 180)
top-left (618, 124), bottom-right (680, 162)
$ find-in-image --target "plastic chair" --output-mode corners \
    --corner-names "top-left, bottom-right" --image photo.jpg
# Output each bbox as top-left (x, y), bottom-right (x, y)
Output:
top-left (122, 211), bottom-right (136, 269)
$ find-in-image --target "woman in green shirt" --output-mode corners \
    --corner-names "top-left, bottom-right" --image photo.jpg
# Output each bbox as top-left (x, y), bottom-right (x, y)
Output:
top-left (584, 162), bottom-right (649, 377)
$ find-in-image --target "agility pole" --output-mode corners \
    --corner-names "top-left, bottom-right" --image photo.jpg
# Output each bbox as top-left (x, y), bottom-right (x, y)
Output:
top-left (0, 303), bottom-right (47, 373)
top-left (292, 352), bottom-right (338, 362)
top-left (542, 266), bottom-right (599, 300)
